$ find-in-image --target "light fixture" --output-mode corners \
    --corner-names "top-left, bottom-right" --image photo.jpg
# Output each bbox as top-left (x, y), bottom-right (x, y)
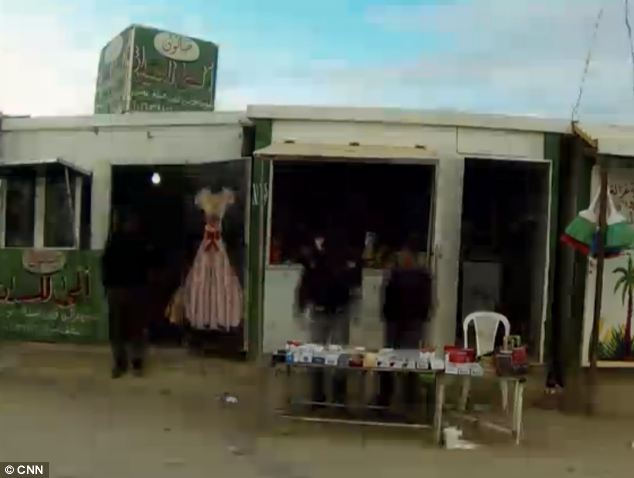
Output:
top-left (151, 172), bottom-right (161, 185)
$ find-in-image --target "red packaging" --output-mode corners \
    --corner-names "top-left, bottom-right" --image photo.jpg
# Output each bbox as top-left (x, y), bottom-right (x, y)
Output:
top-left (512, 346), bottom-right (528, 365)
top-left (446, 348), bottom-right (476, 363)
top-left (447, 349), bottom-right (475, 363)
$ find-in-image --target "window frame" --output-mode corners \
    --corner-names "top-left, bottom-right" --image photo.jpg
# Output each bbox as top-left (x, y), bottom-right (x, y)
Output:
top-left (265, 158), bottom-right (438, 268)
top-left (0, 166), bottom-right (89, 250)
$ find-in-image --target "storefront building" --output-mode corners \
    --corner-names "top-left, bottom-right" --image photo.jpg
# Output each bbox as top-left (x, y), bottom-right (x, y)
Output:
top-left (0, 111), bottom-right (249, 347)
top-left (246, 106), bottom-right (569, 361)
top-left (1, 106), bottom-right (575, 366)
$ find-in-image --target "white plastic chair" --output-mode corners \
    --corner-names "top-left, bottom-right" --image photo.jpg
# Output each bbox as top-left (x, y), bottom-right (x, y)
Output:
top-left (459, 311), bottom-right (511, 412)
top-left (463, 311), bottom-right (510, 357)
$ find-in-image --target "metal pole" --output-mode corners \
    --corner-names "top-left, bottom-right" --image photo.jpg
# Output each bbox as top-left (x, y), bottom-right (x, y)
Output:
top-left (588, 157), bottom-right (607, 414)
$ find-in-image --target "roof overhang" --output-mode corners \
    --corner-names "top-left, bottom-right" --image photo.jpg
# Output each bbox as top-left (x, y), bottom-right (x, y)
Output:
top-left (0, 158), bottom-right (91, 177)
top-left (574, 122), bottom-right (634, 158)
top-left (254, 142), bottom-right (438, 163)
top-left (247, 105), bottom-right (571, 134)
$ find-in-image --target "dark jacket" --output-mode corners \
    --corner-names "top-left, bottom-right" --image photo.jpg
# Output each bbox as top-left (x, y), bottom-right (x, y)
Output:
top-left (298, 245), bottom-right (355, 314)
top-left (101, 232), bottom-right (150, 289)
top-left (382, 267), bottom-right (432, 324)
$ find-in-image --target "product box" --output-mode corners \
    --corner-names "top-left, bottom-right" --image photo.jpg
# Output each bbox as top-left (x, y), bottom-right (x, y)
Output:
top-left (416, 356), bottom-right (430, 370)
top-left (299, 351), bottom-right (312, 363)
top-left (458, 365), bottom-right (472, 376)
top-left (311, 356), bottom-right (326, 365)
top-left (430, 358), bottom-right (445, 370)
top-left (445, 354), bottom-right (459, 375)
top-left (417, 350), bottom-right (436, 370)
top-left (363, 353), bottom-right (377, 368)
top-left (470, 363), bottom-right (484, 377)
top-left (404, 359), bottom-right (418, 370)
top-left (298, 344), bottom-right (323, 364)
top-left (325, 353), bottom-right (341, 366)
top-left (390, 359), bottom-right (405, 369)
top-left (337, 353), bottom-right (351, 368)
top-left (376, 353), bottom-right (394, 369)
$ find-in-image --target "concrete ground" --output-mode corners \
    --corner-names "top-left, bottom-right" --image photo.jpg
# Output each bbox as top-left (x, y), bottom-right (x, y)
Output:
top-left (1, 342), bottom-right (633, 478)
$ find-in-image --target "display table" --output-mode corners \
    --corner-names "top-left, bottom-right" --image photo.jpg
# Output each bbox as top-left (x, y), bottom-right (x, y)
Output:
top-left (273, 360), bottom-right (447, 444)
top-left (272, 360), bottom-right (526, 446)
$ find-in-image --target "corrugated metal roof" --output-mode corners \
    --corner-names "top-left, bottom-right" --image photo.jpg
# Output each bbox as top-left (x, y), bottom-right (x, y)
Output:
top-left (574, 122), bottom-right (634, 157)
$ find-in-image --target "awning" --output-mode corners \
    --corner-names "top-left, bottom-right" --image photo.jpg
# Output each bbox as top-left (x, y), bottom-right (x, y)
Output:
top-left (574, 123), bottom-right (634, 158)
top-left (0, 158), bottom-right (91, 177)
top-left (254, 142), bottom-right (437, 162)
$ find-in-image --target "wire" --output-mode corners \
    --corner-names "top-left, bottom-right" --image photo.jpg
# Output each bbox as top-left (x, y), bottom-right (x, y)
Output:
top-left (625, 0), bottom-right (634, 96)
top-left (571, 3), bottom-right (606, 122)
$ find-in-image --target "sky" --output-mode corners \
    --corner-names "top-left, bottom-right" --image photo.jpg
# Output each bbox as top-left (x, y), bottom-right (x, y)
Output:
top-left (1, 0), bottom-right (634, 122)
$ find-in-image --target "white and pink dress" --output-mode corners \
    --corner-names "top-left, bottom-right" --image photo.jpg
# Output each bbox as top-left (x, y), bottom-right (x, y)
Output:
top-left (184, 215), bottom-right (243, 331)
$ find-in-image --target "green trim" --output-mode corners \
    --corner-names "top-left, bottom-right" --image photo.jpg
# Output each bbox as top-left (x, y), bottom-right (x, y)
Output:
top-left (543, 133), bottom-right (561, 361)
top-left (569, 150), bottom-right (594, 367)
top-left (247, 119), bottom-right (272, 360)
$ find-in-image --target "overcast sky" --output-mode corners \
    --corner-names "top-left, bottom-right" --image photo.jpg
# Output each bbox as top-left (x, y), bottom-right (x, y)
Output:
top-left (1, 0), bottom-right (634, 122)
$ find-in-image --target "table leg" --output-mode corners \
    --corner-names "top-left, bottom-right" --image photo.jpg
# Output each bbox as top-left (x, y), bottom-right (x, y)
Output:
top-left (285, 365), bottom-right (293, 410)
top-left (501, 379), bottom-right (510, 413)
top-left (512, 380), bottom-right (524, 445)
top-left (433, 374), bottom-right (445, 445)
top-left (459, 375), bottom-right (471, 412)
top-left (357, 370), bottom-right (367, 418)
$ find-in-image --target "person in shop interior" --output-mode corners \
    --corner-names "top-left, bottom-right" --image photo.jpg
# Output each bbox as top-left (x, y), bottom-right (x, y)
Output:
top-left (378, 235), bottom-right (432, 411)
top-left (101, 208), bottom-right (152, 378)
top-left (295, 229), bottom-right (360, 406)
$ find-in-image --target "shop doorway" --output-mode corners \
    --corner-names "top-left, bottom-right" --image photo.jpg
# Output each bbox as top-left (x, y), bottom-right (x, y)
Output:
top-left (264, 159), bottom-right (436, 352)
top-left (458, 158), bottom-right (551, 360)
top-left (110, 162), bottom-right (247, 353)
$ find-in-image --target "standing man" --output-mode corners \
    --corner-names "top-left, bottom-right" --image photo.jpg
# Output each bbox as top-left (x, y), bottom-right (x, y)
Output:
top-left (296, 229), bottom-right (359, 405)
top-left (378, 235), bottom-right (432, 409)
top-left (102, 209), bottom-right (151, 378)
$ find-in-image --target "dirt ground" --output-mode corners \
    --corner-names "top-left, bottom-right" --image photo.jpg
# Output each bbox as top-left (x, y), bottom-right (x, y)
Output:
top-left (1, 342), bottom-right (633, 478)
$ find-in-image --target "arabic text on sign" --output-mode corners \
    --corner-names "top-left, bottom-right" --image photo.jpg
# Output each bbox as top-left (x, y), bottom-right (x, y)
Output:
top-left (153, 32), bottom-right (201, 62)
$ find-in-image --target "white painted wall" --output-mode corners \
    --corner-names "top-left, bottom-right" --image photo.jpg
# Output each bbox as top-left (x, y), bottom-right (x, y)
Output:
top-left (272, 120), bottom-right (456, 151)
top-left (0, 113), bottom-right (245, 250)
top-left (458, 128), bottom-right (544, 158)
top-left (262, 119), bottom-right (546, 351)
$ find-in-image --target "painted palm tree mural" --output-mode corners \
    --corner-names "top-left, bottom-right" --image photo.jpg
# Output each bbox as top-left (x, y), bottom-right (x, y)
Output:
top-left (603, 255), bottom-right (634, 359)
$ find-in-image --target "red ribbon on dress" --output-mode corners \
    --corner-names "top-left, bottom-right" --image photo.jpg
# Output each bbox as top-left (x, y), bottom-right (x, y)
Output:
top-left (203, 225), bottom-right (221, 252)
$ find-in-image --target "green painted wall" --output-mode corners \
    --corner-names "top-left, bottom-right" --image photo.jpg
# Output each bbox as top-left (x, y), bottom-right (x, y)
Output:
top-left (95, 25), bottom-right (218, 113)
top-left (543, 133), bottom-right (562, 361)
top-left (94, 26), bottom-right (134, 114)
top-left (0, 250), bottom-right (108, 343)
top-left (247, 120), bottom-right (272, 360)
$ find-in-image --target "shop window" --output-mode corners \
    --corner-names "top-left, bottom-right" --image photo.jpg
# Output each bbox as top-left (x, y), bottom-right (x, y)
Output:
top-left (1, 169), bottom-right (90, 250)
top-left (44, 174), bottom-right (76, 248)
top-left (269, 161), bottom-right (435, 268)
top-left (4, 175), bottom-right (35, 247)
